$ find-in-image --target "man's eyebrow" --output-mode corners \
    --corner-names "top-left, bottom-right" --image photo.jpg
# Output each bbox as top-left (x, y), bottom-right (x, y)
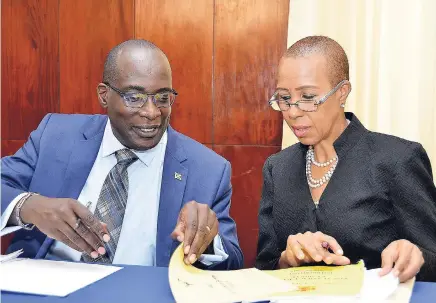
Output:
top-left (155, 87), bottom-right (173, 93)
top-left (124, 85), bottom-right (146, 92)
top-left (123, 85), bottom-right (173, 93)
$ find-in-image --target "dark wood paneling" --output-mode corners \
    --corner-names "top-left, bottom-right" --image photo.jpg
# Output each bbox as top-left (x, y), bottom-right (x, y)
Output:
top-left (1, 140), bottom-right (26, 157)
top-left (213, 0), bottom-right (288, 145)
top-left (135, 0), bottom-right (213, 144)
top-left (59, 0), bottom-right (134, 114)
top-left (1, 0), bottom-right (59, 140)
top-left (214, 145), bottom-right (281, 267)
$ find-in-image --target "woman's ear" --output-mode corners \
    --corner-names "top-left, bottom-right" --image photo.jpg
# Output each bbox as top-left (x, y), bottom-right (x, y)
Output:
top-left (97, 83), bottom-right (109, 108)
top-left (339, 81), bottom-right (352, 102)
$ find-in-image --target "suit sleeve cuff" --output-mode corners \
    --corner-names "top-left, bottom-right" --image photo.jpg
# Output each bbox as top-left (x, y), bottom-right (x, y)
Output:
top-left (1, 193), bottom-right (26, 233)
top-left (198, 234), bottom-right (229, 266)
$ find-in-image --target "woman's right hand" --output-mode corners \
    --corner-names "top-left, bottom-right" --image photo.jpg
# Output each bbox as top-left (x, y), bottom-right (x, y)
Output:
top-left (278, 231), bottom-right (351, 268)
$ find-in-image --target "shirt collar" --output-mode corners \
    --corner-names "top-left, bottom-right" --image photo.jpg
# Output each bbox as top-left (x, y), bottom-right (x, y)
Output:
top-left (298, 112), bottom-right (367, 158)
top-left (101, 120), bottom-right (168, 167)
top-left (332, 112), bottom-right (367, 158)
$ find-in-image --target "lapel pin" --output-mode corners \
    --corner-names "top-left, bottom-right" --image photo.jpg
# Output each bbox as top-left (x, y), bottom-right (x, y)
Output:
top-left (174, 172), bottom-right (182, 181)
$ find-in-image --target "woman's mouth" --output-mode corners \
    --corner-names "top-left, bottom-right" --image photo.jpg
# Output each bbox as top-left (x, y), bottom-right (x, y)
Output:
top-left (291, 126), bottom-right (310, 138)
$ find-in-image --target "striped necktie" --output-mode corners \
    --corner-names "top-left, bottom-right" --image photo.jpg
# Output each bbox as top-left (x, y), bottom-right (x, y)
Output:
top-left (82, 148), bottom-right (138, 263)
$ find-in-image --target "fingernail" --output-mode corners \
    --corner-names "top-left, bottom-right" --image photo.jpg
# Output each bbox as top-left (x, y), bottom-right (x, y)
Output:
top-left (189, 255), bottom-right (197, 264)
top-left (103, 234), bottom-right (110, 242)
top-left (325, 257), bottom-right (332, 264)
top-left (98, 247), bottom-right (106, 255)
top-left (393, 270), bottom-right (400, 277)
top-left (337, 249), bottom-right (343, 255)
top-left (298, 253), bottom-right (305, 260)
top-left (315, 255), bottom-right (322, 262)
top-left (91, 251), bottom-right (99, 259)
top-left (184, 245), bottom-right (190, 255)
top-left (177, 236), bottom-right (183, 242)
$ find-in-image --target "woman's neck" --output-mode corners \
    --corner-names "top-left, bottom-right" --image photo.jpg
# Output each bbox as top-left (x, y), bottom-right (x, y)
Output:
top-left (312, 116), bottom-right (348, 162)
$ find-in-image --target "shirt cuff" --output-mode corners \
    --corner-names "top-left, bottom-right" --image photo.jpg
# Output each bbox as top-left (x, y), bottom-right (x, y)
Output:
top-left (0, 193), bottom-right (26, 231)
top-left (198, 234), bottom-right (229, 266)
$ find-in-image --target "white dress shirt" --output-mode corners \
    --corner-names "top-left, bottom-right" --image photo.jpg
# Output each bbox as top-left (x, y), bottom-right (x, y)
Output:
top-left (1, 120), bottom-right (227, 266)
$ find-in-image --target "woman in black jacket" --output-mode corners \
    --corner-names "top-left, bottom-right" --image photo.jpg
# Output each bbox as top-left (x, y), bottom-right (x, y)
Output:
top-left (256, 36), bottom-right (436, 282)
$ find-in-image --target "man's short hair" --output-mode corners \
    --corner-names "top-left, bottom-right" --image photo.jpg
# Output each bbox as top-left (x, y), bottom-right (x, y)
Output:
top-left (102, 39), bottom-right (166, 84)
top-left (284, 36), bottom-right (349, 86)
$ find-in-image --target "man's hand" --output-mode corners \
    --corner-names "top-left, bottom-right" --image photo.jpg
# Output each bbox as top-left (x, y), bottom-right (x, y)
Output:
top-left (19, 195), bottom-right (110, 259)
top-left (379, 240), bottom-right (424, 282)
top-left (171, 201), bottom-right (219, 265)
top-left (278, 231), bottom-right (350, 268)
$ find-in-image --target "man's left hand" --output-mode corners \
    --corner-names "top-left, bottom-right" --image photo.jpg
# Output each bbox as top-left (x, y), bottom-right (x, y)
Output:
top-left (379, 239), bottom-right (424, 282)
top-left (171, 201), bottom-right (219, 264)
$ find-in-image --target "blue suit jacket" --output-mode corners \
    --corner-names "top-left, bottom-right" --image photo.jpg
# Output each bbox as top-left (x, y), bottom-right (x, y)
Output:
top-left (1, 114), bottom-right (243, 270)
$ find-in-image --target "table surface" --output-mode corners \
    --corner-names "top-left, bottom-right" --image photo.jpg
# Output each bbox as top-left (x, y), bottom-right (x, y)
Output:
top-left (2, 265), bottom-right (435, 303)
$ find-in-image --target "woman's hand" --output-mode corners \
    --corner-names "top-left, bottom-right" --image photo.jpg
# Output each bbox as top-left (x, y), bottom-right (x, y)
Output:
top-left (278, 231), bottom-right (350, 268)
top-left (379, 240), bottom-right (424, 282)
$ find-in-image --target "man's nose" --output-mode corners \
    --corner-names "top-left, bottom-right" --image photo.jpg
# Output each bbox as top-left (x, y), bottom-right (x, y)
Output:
top-left (138, 97), bottom-right (161, 120)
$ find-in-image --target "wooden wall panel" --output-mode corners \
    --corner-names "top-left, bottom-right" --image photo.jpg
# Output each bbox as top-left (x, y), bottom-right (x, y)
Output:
top-left (213, 0), bottom-right (288, 145)
top-left (1, 140), bottom-right (27, 157)
top-left (1, 0), bottom-right (59, 140)
top-left (135, 0), bottom-right (213, 144)
top-left (214, 145), bottom-right (281, 267)
top-left (59, 0), bottom-right (134, 114)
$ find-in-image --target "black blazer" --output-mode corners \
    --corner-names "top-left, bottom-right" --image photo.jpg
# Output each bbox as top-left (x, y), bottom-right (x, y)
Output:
top-left (255, 113), bottom-right (436, 282)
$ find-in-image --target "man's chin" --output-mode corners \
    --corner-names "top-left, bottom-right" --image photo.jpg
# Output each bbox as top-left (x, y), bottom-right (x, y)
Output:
top-left (132, 133), bottom-right (164, 151)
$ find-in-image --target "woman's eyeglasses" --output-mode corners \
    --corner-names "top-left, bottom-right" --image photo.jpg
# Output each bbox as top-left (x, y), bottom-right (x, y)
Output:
top-left (269, 80), bottom-right (347, 112)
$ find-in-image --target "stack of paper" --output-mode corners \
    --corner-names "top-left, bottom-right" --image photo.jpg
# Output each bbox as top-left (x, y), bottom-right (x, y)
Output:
top-left (0, 252), bottom-right (122, 297)
top-left (169, 244), bottom-right (414, 303)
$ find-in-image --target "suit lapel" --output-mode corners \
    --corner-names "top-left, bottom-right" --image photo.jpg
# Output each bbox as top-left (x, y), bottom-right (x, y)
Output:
top-left (156, 126), bottom-right (187, 267)
top-left (58, 116), bottom-right (107, 199)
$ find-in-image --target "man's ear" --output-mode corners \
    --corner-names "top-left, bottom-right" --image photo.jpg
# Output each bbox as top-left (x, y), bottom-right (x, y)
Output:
top-left (97, 83), bottom-right (109, 108)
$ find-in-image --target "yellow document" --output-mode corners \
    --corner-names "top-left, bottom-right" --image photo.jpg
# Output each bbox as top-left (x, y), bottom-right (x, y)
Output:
top-left (168, 244), bottom-right (296, 303)
top-left (264, 261), bottom-right (365, 297)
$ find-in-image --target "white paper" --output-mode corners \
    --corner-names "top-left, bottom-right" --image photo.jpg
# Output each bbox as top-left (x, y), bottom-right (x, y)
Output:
top-left (0, 226), bottom-right (21, 236)
top-left (0, 258), bottom-right (122, 297)
top-left (359, 268), bottom-right (399, 301)
top-left (271, 268), bottom-right (406, 303)
top-left (0, 249), bottom-right (23, 263)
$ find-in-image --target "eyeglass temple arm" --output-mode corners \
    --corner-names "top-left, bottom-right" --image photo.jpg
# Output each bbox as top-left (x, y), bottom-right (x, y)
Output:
top-left (316, 80), bottom-right (347, 105)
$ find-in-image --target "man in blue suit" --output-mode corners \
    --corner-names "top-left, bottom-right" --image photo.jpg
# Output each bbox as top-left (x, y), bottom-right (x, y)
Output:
top-left (1, 39), bottom-right (243, 270)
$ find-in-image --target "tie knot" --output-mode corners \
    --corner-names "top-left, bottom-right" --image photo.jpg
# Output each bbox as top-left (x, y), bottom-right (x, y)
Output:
top-left (115, 149), bottom-right (138, 165)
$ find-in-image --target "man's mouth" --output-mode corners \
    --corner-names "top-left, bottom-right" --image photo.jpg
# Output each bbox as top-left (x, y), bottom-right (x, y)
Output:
top-left (132, 125), bottom-right (160, 138)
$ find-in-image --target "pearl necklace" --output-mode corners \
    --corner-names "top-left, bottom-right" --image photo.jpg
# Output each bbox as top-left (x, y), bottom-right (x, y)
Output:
top-left (306, 146), bottom-right (338, 188)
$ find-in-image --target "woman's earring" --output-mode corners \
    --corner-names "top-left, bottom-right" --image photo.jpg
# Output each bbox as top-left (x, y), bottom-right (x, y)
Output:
top-left (340, 104), bottom-right (345, 108)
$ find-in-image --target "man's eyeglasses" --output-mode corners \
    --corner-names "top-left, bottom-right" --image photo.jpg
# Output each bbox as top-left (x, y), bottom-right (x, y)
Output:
top-left (269, 80), bottom-right (347, 112)
top-left (104, 82), bottom-right (178, 109)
